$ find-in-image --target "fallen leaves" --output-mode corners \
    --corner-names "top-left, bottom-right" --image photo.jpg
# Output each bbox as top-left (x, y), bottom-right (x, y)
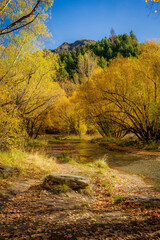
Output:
top-left (0, 168), bottom-right (160, 240)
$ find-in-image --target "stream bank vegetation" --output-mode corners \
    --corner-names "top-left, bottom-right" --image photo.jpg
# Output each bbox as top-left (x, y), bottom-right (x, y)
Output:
top-left (1, 24), bottom-right (160, 208)
top-left (1, 31), bottom-right (160, 182)
top-left (0, 1), bottom-right (160, 238)
top-left (1, 26), bottom-right (160, 152)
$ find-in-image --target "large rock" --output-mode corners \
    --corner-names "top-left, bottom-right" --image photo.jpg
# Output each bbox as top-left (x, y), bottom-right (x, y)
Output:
top-left (43, 174), bottom-right (90, 191)
top-left (0, 165), bottom-right (21, 177)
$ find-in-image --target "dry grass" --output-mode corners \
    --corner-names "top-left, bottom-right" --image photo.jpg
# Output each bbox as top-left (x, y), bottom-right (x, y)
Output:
top-left (0, 149), bottom-right (58, 176)
top-left (93, 159), bottom-right (109, 169)
top-left (24, 151), bottom-right (58, 175)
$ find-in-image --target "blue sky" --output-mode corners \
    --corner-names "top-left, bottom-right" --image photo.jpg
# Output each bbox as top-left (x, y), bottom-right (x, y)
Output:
top-left (45, 0), bottom-right (160, 49)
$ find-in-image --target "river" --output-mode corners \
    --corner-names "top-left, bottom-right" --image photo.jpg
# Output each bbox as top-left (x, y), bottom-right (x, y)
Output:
top-left (46, 139), bottom-right (160, 191)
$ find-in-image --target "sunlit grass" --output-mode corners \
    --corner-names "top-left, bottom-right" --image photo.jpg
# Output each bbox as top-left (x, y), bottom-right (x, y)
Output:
top-left (61, 134), bottom-right (101, 141)
top-left (93, 159), bottom-right (109, 169)
top-left (0, 149), bottom-right (58, 176)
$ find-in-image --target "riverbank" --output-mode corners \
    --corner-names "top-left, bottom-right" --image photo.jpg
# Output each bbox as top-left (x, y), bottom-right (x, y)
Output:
top-left (0, 143), bottom-right (160, 239)
top-left (89, 136), bottom-right (160, 156)
top-left (101, 141), bottom-right (160, 157)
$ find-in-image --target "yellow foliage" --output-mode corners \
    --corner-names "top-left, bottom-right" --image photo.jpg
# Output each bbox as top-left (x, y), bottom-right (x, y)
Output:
top-left (76, 42), bottom-right (160, 142)
top-left (50, 94), bottom-right (88, 136)
top-left (0, 0), bottom-right (54, 41)
top-left (0, 41), bottom-right (65, 146)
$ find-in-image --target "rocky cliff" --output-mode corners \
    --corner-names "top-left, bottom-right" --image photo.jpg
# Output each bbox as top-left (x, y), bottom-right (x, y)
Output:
top-left (53, 39), bottom-right (96, 54)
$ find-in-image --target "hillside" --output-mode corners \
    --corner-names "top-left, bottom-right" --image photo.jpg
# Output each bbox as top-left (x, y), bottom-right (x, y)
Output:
top-left (53, 39), bottom-right (97, 54)
top-left (54, 32), bottom-right (139, 80)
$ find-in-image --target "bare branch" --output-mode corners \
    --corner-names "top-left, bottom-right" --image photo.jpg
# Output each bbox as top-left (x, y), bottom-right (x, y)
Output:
top-left (0, 0), bottom-right (41, 36)
top-left (0, 13), bottom-right (39, 36)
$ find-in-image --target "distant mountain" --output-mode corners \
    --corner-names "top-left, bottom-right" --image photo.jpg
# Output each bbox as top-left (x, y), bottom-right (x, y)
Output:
top-left (53, 39), bottom-right (97, 54)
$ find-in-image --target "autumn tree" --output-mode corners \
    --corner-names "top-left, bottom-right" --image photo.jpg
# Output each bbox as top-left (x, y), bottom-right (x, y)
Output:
top-left (50, 95), bottom-right (87, 136)
top-left (0, 41), bottom-right (25, 148)
top-left (77, 51), bottom-right (98, 83)
top-left (0, 0), bottom-right (54, 80)
top-left (77, 42), bottom-right (160, 143)
top-left (0, 0), bottom-right (54, 37)
top-left (13, 50), bottom-right (63, 138)
top-left (0, 44), bottom-right (64, 147)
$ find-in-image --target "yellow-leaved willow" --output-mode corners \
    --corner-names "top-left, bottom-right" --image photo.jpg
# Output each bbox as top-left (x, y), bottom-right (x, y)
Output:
top-left (76, 42), bottom-right (160, 143)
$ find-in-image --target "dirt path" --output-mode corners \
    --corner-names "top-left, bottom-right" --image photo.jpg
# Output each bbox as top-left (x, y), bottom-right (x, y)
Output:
top-left (0, 159), bottom-right (160, 239)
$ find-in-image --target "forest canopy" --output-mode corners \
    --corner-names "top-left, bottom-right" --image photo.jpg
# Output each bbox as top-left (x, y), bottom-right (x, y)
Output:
top-left (0, 22), bottom-right (160, 148)
top-left (76, 42), bottom-right (160, 143)
top-left (58, 31), bottom-right (138, 82)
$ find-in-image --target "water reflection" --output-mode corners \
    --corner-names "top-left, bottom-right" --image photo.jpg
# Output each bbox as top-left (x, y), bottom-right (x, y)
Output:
top-left (47, 139), bottom-right (160, 190)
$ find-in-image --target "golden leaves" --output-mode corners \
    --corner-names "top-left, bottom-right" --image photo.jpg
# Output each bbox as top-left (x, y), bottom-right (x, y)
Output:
top-left (76, 42), bottom-right (160, 142)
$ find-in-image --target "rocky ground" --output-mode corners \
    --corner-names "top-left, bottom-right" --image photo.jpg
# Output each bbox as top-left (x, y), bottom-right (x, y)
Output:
top-left (0, 158), bottom-right (160, 240)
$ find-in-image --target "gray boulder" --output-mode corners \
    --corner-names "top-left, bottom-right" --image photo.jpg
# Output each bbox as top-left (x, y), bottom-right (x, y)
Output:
top-left (0, 165), bottom-right (21, 177)
top-left (43, 174), bottom-right (90, 191)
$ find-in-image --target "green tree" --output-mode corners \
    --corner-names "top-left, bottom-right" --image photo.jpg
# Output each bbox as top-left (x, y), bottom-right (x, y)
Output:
top-left (58, 32), bottom-right (139, 81)
top-left (98, 57), bottom-right (108, 69)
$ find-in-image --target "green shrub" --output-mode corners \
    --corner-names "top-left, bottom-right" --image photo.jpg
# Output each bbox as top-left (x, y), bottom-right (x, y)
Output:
top-left (26, 138), bottom-right (47, 148)
top-left (143, 142), bottom-right (160, 151)
top-left (46, 136), bottom-right (61, 143)
top-left (93, 159), bottom-right (109, 169)
top-left (56, 154), bottom-right (71, 163)
top-left (90, 138), bottom-right (102, 143)
top-left (117, 138), bottom-right (140, 147)
top-left (113, 196), bottom-right (124, 204)
top-left (59, 183), bottom-right (70, 193)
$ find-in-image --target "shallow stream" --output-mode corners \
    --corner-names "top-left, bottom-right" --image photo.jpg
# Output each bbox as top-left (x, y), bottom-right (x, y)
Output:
top-left (46, 139), bottom-right (160, 191)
